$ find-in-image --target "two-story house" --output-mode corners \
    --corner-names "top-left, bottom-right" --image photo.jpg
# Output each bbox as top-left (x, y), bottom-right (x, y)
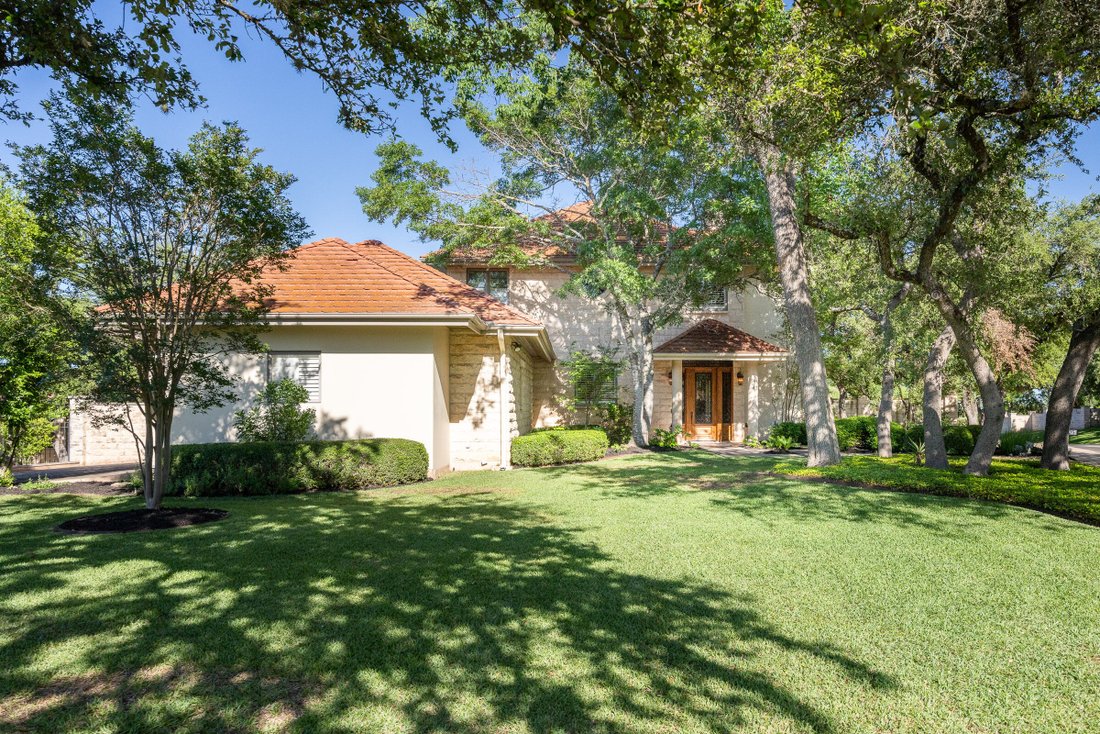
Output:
top-left (439, 241), bottom-right (793, 449)
top-left (67, 227), bottom-right (794, 473)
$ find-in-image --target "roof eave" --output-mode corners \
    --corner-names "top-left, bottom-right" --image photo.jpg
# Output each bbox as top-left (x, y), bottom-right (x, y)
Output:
top-left (652, 351), bottom-right (790, 361)
top-left (260, 312), bottom-right (551, 358)
top-left (263, 312), bottom-right (488, 329)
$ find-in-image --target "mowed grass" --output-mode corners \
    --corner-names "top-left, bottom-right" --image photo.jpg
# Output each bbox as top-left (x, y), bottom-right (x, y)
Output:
top-left (0, 451), bottom-right (1098, 734)
top-left (1070, 427), bottom-right (1100, 444)
top-left (774, 455), bottom-right (1100, 526)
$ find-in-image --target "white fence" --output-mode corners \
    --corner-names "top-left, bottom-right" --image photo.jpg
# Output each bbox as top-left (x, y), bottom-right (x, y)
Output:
top-left (1003, 407), bottom-right (1100, 434)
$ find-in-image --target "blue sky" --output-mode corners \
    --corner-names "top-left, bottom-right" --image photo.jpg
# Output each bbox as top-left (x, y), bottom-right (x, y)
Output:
top-left (0, 18), bottom-right (1096, 260)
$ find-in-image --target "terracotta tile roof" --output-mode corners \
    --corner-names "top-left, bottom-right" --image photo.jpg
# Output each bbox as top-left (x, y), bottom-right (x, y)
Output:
top-left (654, 319), bottom-right (788, 355)
top-left (256, 238), bottom-right (540, 326)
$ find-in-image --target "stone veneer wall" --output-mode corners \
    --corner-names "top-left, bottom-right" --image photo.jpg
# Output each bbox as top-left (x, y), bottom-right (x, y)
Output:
top-left (68, 403), bottom-right (141, 465)
top-left (511, 345), bottom-right (533, 438)
top-left (448, 330), bottom-right (506, 469)
top-left (448, 263), bottom-right (795, 439)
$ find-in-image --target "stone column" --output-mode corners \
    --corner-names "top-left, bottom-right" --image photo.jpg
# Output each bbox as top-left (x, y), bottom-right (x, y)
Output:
top-left (671, 359), bottom-right (683, 432)
top-left (747, 364), bottom-right (761, 438)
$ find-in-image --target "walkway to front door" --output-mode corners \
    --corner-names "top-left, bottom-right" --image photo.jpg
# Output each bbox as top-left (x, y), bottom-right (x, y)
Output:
top-left (684, 366), bottom-right (733, 441)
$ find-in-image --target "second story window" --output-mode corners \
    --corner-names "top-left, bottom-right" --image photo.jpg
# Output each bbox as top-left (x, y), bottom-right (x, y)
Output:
top-left (467, 269), bottom-right (509, 304)
top-left (699, 287), bottom-right (728, 311)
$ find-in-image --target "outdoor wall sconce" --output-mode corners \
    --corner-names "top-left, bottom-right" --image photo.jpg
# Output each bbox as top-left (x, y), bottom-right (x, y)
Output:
top-left (512, 342), bottom-right (523, 353)
top-left (736, 370), bottom-right (745, 386)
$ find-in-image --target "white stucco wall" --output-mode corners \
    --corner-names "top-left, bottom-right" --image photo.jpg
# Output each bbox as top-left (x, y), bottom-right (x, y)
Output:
top-left (176, 325), bottom-right (449, 473)
top-left (73, 325), bottom-right (456, 474)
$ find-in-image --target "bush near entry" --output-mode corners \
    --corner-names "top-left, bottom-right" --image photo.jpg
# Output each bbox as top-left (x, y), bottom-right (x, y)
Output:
top-left (512, 427), bottom-right (609, 467)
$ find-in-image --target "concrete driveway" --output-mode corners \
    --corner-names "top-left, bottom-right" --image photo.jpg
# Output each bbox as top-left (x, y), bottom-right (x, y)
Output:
top-left (13, 463), bottom-right (137, 484)
top-left (1071, 444), bottom-right (1100, 467)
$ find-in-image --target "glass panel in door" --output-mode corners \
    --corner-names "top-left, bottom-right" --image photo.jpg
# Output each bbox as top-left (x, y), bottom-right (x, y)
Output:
top-left (721, 370), bottom-right (732, 425)
top-left (694, 372), bottom-right (713, 425)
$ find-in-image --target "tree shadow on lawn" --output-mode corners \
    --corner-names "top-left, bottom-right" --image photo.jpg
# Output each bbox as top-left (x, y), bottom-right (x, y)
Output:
top-left (0, 491), bottom-right (894, 733)
top-left (539, 451), bottom-right (1070, 536)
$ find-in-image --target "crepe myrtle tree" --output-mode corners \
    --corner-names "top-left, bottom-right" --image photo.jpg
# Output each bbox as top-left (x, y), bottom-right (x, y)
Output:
top-left (16, 96), bottom-right (308, 509)
top-left (360, 62), bottom-right (770, 446)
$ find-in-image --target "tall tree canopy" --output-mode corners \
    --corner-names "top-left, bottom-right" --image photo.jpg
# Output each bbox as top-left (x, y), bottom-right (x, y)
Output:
top-left (0, 0), bottom-right (548, 135)
top-left (0, 183), bottom-right (81, 468)
top-left (1028, 196), bottom-right (1100, 469)
top-left (361, 61), bottom-right (773, 445)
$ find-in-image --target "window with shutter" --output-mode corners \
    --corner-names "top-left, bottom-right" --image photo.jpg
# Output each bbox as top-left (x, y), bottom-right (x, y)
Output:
top-left (268, 352), bottom-right (321, 402)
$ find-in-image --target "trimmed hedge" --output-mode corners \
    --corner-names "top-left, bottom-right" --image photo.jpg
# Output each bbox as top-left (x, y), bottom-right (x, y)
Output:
top-left (512, 427), bottom-right (609, 467)
top-left (835, 416), bottom-right (879, 451)
top-left (169, 438), bottom-right (429, 497)
top-left (769, 419), bottom-right (984, 456)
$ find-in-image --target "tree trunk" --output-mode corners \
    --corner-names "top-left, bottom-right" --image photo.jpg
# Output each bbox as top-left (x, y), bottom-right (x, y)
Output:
top-left (877, 356), bottom-right (896, 458)
top-left (1042, 320), bottom-right (1100, 470)
top-left (628, 318), bottom-right (655, 447)
top-left (837, 387), bottom-right (847, 419)
top-left (146, 409), bottom-right (174, 510)
top-left (142, 405), bottom-right (155, 508)
top-left (961, 390), bottom-right (979, 425)
top-left (931, 303), bottom-right (1004, 475)
top-left (923, 324), bottom-right (956, 469)
top-left (758, 143), bottom-right (840, 467)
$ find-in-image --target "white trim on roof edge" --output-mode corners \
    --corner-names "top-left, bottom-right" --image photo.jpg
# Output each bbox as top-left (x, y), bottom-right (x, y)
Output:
top-left (652, 351), bottom-right (789, 361)
top-left (262, 312), bottom-right (555, 361)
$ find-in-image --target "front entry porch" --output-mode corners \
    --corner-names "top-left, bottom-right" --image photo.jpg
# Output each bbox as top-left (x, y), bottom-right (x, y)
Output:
top-left (674, 361), bottom-right (754, 443)
top-left (684, 364), bottom-right (739, 442)
top-left (653, 318), bottom-right (791, 445)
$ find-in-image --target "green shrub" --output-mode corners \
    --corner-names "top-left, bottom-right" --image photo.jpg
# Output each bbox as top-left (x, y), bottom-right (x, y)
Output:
top-left (834, 416), bottom-right (879, 451)
top-left (765, 434), bottom-right (796, 453)
top-left (903, 424), bottom-right (926, 451)
top-left (833, 418), bottom-right (858, 450)
top-left (868, 422), bottom-right (910, 452)
top-left (169, 438), bottom-right (428, 497)
top-left (943, 425), bottom-right (977, 456)
top-left (598, 403), bottom-right (633, 447)
top-left (769, 421), bottom-right (807, 446)
top-left (895, 424), bottom-right (981, 455)
top-left (511, 428), bottom-right (609, 467)
top-left (650, 425), bottom-right (682, 450)
top-left (998, 429), bottom-right (1044, 456)
top-left (0, 467), bottom-right (13, 487)
top-left (234, 379), bottom-right (316, 443)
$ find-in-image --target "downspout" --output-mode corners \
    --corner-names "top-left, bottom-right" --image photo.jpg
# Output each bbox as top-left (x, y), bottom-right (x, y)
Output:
top-left (497, 328), bottom-right (511, 470)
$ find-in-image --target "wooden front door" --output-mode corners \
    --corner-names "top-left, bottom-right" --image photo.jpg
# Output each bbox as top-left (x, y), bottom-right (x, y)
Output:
top-left (685, 367), bottom-right (733, 441)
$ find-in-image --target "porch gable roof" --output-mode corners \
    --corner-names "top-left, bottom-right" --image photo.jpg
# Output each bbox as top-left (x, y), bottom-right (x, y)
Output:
top-left (653, 319), bottom-right (789, 360)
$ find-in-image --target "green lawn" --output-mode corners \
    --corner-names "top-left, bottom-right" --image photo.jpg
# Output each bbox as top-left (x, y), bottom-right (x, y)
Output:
top-left (1070, 427), bottom-right (1100, 444)
top-left (774, 455), bottom-right (1100, 525)
top-left (1, 451), bottom-right (1099, 733)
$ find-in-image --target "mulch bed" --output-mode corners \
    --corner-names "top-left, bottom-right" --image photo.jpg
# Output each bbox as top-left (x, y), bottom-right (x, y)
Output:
top-left (55, 507), bottom-right (228, 534)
